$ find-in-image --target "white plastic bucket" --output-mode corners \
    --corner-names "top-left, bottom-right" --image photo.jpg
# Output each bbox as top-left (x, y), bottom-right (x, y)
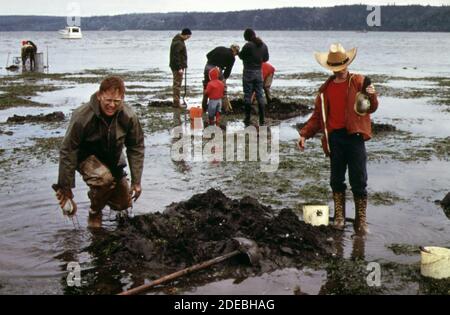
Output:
top-left (420, 246), bottom-right (450, 280)
top-left (303, 205), bottom-right (329, 227)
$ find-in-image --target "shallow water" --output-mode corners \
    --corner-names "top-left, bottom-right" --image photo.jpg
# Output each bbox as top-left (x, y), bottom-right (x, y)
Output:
top-left (0, 30), bottom-right (449, 295)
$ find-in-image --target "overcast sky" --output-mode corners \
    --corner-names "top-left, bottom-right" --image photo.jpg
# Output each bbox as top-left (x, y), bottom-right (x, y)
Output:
top-left (0, 0), bottom-right (448, 16)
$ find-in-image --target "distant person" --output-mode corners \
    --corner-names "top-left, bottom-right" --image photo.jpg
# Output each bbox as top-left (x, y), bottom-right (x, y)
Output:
top-left (252, 62), bottom-right (276, 104)
top-left (169, 28), bottom-right (192, 109)
top-left (298, 43), bottom-right (378, 235)
top-left (201, 44), bottom-right (240, 111)
top-left (21, 40), bottom-right (37, 71)
top-left (239, 28), bottom-right (269, 127)
top-left (54, 76), bottom-right (145, 228)
top-left (204, 67), bottom-right (225, 126)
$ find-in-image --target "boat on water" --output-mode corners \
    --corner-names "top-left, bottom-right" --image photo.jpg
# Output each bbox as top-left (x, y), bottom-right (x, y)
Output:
top-left (59, 26), bottom-right (83, 39)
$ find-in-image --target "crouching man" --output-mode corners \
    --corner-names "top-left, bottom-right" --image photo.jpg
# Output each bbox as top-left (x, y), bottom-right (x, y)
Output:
top-left (54, 76), bottom-right (145, 227)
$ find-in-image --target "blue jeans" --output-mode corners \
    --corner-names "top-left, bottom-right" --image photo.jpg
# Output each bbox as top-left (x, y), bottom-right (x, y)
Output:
top-left (242, 69), bottom-right (266, 126)
top-left (207, 99), bottom-right (222, 121)
top-left (329, 129), bottom-right (368, 197)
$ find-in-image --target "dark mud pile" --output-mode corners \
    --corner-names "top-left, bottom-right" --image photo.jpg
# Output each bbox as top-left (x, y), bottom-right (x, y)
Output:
top-left (147, 98), bottom-right (312, 120)
top-left (6, 111), bottom-right (65, 124)
top-left (230, 98), bottom-right (312, 120)
top-left (148, 100), bottom-right (173, 108)
top-left (441, 193), bottom-right (450, 211)
top-left (0, 129), bottom-right (13, 136)
top-left (89, 189), bottom-right (340, 278)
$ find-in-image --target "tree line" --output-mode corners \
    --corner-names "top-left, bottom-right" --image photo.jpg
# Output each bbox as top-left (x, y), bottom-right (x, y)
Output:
top-left (0, 5), bottom-right (449, 32)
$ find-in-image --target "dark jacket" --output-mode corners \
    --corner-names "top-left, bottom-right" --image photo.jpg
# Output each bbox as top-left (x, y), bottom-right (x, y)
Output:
top-left (27, 41), bottom-right (37, 52)
top-left (169, 34), bottom-right (187, 71)
top-left (239, 41), bottom-right (269, 70)
top-left (58, 93), bottom-right (145, 188)
top-left (206, 46), bottom-right (236, 79)
top-left (300, 73), bottom-right (379, 154)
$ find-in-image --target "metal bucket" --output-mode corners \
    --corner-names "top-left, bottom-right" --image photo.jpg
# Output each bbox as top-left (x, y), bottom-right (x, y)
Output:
top-left (11, 52), bottom-right (45, 72)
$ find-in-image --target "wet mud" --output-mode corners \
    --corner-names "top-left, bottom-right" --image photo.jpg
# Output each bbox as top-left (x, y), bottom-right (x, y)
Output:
top-left (148, 98), bottom-right (312, 121)
top-left (6, 111), bottom-right (66, 124)
top-left (0, 128), bottom-right (13, 136)
top-left (86, 189), bottom-right (341, 291)
top-left (441, 192), bottom-right (450, 219)
top-left (1, 68), bottom-right (450, 295)
top-left (230, 98), bottom-right (312, 120)
top-left (148, 100), bottom-right (174, 108)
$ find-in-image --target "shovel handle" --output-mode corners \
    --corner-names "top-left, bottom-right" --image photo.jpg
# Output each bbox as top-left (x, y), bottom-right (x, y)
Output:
top-left (118, 250), bottom-right (240, 295)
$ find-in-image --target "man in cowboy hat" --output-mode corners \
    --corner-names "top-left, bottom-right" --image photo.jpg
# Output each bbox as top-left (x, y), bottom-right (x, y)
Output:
top-left (298, 43), bottom-right (378, 235)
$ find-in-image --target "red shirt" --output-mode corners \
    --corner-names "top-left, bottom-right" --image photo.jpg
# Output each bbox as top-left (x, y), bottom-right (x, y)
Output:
top-left (205, 80), bottom-right (225, 100)
top-left (262, 62), bottom-right (275, 80)
top-left (326, 80), bottom-right (347, 131)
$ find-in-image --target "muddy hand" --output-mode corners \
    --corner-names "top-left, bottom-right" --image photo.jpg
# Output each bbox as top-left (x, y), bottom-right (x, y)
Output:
top-left (55, 190), bottom-right (68, 208)
top-left (297, 136), bottom-right (306, 151)
top-left (366, 84), bottom-right (376, 95)
top-left (130, 183), bottom-right (142, 202)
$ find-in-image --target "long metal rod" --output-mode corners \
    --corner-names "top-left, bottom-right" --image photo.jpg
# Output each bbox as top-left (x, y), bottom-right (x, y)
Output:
top-left (46, 46), bottom-right (49, 73)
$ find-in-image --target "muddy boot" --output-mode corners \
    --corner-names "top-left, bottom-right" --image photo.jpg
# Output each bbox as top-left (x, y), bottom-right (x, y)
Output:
top-left (215, 112), bottom-right (221, 127)
top-left (354, 195), bottom-right (369, 235)
top-left (333, 191), bottom-right (346, 230)
top-left (244, 103), bottom-right (251, 127)
top-left (88, 209), bottom-right (103, 229)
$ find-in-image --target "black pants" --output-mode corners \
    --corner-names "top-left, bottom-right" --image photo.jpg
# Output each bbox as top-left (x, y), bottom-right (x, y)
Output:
top-left (243, 69), bottom-right (266, 126)
top-left (329, 129), bottom-right (368, 197)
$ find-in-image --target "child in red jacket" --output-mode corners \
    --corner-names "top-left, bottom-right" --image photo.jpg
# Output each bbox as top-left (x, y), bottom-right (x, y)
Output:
top-left (252, 62), bottom-right (275, 104)
top-left (204, 67), bottom-right (225, 126)
top-left (262, 62), bottom-right (275, 103)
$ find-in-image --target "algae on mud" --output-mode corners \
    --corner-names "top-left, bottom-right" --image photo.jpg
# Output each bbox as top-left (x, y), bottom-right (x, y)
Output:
top-left (6, 111), bottom-right (66, 124)
top-left (2, 68), bottom-right (450, 295)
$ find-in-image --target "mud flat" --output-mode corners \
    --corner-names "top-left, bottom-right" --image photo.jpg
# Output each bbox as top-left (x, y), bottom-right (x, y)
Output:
top-left (148, 98), bottom-right (312, 121)
top-left (86, 189), bottom-right (341, 292)
top-left (6, 111), bottom-right (65, 124)
top-left (230, 98), bottom-right (312, 120)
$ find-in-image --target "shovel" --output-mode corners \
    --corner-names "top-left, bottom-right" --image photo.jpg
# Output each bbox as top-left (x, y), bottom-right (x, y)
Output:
top-left (118, 237), bottom-right (261, 295)
top-left (181, 68), bottom-right (188, 126)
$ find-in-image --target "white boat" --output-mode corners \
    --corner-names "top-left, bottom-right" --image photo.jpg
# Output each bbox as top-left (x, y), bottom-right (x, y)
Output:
top-left (59, 26), bottom-right (83, 39)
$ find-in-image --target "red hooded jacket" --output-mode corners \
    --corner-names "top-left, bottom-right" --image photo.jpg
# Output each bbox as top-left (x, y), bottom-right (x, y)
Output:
top-left (262, 62), bottom-right (275, 80)
top-left (205, 67), bottom-right (225, 100)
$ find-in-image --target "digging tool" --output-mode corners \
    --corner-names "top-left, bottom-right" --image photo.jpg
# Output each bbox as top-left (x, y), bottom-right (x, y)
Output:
top-left (182, 68), bottom-right (188, 107)
top-left (118, 237), bottom-right (261, 295)
top-left (181, 68), bottom-right (188, 126)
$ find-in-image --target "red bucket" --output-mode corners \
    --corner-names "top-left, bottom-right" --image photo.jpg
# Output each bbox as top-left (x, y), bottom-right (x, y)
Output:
top-left (189, 106), bottom-right (203, 129)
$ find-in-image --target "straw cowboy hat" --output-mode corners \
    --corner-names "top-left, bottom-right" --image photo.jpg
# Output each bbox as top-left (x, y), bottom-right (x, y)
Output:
top-left (314, 43), bottom-right (357, 72)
